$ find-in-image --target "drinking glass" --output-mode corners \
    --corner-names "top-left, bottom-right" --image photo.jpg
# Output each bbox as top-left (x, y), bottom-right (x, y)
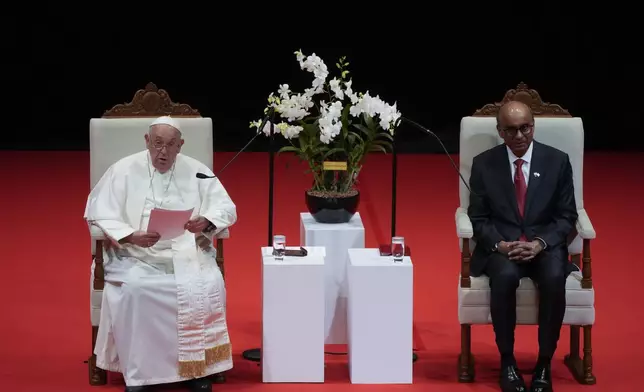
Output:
top-left (273, 235), bottom-right (286, 260)
top-left (392, 236), bottom-right (405, 262)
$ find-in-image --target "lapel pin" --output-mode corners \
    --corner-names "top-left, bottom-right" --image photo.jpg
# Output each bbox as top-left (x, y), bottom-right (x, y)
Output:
top-left (534, 172), bottom-right (540, 178)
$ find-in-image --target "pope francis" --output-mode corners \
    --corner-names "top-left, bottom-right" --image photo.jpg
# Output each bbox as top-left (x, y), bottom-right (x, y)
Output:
top-left (84, 116), bottom-right (236, 392)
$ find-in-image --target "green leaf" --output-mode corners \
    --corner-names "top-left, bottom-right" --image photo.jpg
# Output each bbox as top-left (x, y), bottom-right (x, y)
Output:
top-left (369, 144), bottom-right (388, 154)
top-left (322, 147), bottom-right (346, 160)
top-left (349, 131), bottom-right (365, 144)
top-left (372, 140), bottom-right (393, 152)
top-left (278, 146), bottom-right (300, 154)
top-left (299, 117), bottom-right (317, 126)
top-left (340, 104), bottom-right (351, 137)
top-left (363, 114), bottom-right (375, 130)
top-left (301, 122), bottom-right (317, 133)
top-left (299, 134), bottom-right (308, 152)
top-left (347, 133), bottom-right (355, 145)
top-left (353, 123), bottom-right (374, 139)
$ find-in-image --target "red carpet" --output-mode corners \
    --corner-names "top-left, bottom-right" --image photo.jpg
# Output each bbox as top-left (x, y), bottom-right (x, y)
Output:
top-left (1, 151), bottom-right (642, 391)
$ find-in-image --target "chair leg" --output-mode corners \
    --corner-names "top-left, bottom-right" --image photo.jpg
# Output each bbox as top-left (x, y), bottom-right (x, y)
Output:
top-left (582, 325), bottom-right (596, 384)
top-left (89, 326), bottom-right (107, 385)
top-left (211, 372), bottom-right (226, 383)
top-left (564, 325), bottom-right (596, 384)
top-left (457, 324), bottom-right (475, 382)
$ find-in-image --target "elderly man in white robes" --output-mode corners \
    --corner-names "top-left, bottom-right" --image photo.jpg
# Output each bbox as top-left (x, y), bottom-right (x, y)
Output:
top-left (84, 116), bottom-right (236, 392)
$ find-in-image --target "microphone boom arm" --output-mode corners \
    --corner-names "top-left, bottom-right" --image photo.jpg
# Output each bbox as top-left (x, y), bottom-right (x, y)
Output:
top-left (208, 107), bottom-right (276, 176)
top-left (400, 117), bottom-right (475, 195)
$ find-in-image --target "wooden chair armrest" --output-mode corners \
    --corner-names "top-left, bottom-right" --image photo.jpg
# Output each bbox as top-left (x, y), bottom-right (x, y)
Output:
top-left (455, 208), bottom-right (473, 288)
top-left (460, 240), bottom-right (471, 288)
top-left (89, 224), bottom-right (106, 240)
top-left (576, 209), bottom-right (596, 239)
top-left (87, 223), bottom-right (106, 290)
top-left (455, 207), bottom-right (473, 239)
top-left (92, 240), bottom-right (105, 290)
top-left (216, 238), bottom-right (225, 279)
top-left (196, 232), bottom-right (228, 280)
top-left (581, 239), bottom-right (593, 289)
top-left (215, 228), bottom-right (230, 240)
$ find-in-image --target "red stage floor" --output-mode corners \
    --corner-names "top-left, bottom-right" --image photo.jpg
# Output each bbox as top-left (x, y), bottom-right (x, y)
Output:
top-left (1, 151), bottom-right (642, 391)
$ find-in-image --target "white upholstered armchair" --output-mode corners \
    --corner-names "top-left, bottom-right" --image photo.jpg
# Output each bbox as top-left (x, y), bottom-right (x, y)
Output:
top-left (87, 83), bottom-right (229, 385)
top-left (455, 84), bottom-right (596, 385)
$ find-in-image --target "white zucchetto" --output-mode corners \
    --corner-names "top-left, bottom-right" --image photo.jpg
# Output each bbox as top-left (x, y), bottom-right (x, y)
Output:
top-left (150, 116), bottom-right (182, 132)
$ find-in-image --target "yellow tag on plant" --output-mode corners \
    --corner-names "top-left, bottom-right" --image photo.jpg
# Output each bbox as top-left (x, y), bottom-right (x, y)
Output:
top-left (322, 161), bottom-right (348, 171)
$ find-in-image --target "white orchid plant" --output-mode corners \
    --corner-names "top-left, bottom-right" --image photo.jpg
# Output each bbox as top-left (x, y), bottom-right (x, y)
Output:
top-left (251, 50), bottom-right (402, 196)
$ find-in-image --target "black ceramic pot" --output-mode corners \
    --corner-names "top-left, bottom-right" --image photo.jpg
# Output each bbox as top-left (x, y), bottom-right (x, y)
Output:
top-left (305, 190), bottom-right (360, 224)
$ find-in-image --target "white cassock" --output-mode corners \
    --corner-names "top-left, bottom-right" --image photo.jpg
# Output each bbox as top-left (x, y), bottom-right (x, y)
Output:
top-left (84, 149), bottom-right (236, 387)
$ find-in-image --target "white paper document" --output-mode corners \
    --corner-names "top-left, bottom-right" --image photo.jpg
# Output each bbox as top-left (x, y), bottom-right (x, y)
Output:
top-left (147, 208), bottom-right (195, 240)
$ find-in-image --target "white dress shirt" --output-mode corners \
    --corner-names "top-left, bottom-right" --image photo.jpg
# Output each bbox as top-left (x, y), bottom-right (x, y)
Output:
top-left (502, 142), bottom-right (547, 250)
top-left (507, 141), bottom-right (533, 186)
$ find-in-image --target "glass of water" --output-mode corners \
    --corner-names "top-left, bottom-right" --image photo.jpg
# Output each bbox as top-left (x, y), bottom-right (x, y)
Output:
top-left (392, 236), bottom-right (405, 262)
top-left (273, 235), bottom-right (286, 261)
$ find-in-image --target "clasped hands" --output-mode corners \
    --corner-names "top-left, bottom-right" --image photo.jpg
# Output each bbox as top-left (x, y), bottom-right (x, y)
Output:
top-left (498, 240), bottom-right (544, 262)
top-left (114, 216), bottom-right (211, 248)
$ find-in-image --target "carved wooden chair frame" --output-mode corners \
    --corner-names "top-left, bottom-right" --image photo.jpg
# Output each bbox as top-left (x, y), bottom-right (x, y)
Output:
top-left (88, 83), bottom-right (227, 386)
top-left (457, 83), bottom-right (595, 385)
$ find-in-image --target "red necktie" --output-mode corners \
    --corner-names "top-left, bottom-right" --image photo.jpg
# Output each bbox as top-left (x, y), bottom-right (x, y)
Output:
top-left (514, 159), bottom-right (527, 241)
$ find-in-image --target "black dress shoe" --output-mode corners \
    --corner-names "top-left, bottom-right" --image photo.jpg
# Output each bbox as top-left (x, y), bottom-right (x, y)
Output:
top-left (124, 386), bottom-right (150, 392)
top-left (530, 363), bottom-right (552, 392)
top-left (187, 377), bottom-right (212, 391)
top-left (500, 365), bottom-right (527, 392)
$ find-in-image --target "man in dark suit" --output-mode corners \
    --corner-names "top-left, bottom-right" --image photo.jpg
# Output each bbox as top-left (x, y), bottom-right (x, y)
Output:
top-left (468, 101), bottom-right (578, 392)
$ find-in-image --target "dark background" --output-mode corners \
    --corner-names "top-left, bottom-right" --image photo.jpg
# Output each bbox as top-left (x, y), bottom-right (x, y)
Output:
top-left (6, 11), bottom-right (642, 154)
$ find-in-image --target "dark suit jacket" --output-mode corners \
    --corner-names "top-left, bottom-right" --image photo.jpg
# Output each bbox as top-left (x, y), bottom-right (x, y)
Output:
top-left (467, 141), bottom-right (578, 277)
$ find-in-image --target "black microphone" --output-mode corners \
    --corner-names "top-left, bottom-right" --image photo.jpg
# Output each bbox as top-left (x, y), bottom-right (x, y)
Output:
top-left (400, 117), bottom-right (481, 198)
top-left (196, 107), bottom-right (276, 180)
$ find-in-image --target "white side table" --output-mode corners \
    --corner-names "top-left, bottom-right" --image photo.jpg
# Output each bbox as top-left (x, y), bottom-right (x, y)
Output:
top-left (347, 248), bottom-right (413, 384)
top-left (300, 212), bottom-right (365, 344)
top-left (261, 246), bottom-right (326, 383)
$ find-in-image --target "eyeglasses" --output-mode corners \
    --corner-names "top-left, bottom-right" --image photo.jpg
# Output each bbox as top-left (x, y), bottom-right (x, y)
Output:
top-left (501, 124), bottom-right (533, 138)
top-left (151, 140), bottom-right (179, 151)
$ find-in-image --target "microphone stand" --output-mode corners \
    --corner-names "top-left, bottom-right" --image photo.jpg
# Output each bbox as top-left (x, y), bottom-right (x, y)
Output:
top-left (397, 115), bottom-right (464, 364)
top-left (242, 111), bottom-right (276, 363)
top-left (383, 127), bottom-right (411, 257)
top-left (268, 120), bottom-right (275, 245)
top-left (388, 127), bottom-right (418, 363)
top-left (391, 135), bottom-right (397, 239)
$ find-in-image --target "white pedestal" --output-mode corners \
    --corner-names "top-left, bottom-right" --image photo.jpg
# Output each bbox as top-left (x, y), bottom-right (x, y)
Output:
top-left (300, 212), bottom-right (365, 344)
top-left (261, 246), bottom-right (326, 383)
top-left (347, 248), bottom-right (413, 384)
